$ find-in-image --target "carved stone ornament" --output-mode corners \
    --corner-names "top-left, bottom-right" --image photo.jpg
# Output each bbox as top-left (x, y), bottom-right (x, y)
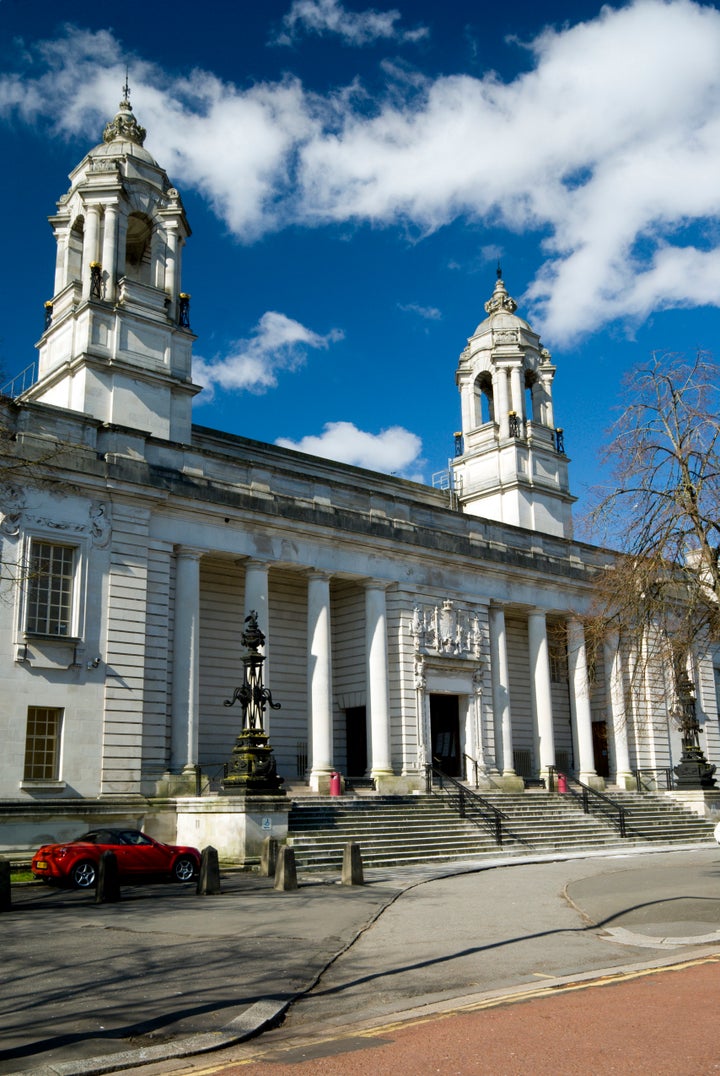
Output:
top-left (0, 485), bottom-right (26, 537)
top-left (103, 99), bottom-right (147, 147)
top-left (89, 502), bottom-right (111, 547)
top-left (484, 277), bottom-right (518, 317)
top-left (411, 599), bottom-right (482, 659)
top-left (494, 329), bottom-right (519, 344)
top-left (414, 655), bottom-right (426, 690)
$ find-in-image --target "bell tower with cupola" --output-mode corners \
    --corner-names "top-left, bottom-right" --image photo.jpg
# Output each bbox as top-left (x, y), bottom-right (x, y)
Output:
top-left (451, 271), bottom-right (575, 538)
top-left (25, 87), bottom-right (200, 442)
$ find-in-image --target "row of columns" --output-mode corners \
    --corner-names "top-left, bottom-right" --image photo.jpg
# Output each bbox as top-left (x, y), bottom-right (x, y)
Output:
top-left (170, 548), bottom-right (632, 788)
top-left (489, 605), bottom-right (631, 783)
top-left (54, 202), bottom-right (184, 314)
top-left (462, 364), bottom-right (556, 441)
top-left (170, 551), bottom-right (392, 788)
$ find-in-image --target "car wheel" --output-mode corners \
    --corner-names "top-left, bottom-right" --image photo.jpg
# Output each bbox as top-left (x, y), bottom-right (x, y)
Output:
top-left (71, 860), bottom-right (97, 889)
top-left (172, 856), bottom-right (196, 883)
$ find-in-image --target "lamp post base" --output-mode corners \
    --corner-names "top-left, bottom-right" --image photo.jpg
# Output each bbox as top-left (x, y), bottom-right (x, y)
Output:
top-left (673, 748), bottom-right (717, 790)
top-left (221, 729), bottom-right (286, 796)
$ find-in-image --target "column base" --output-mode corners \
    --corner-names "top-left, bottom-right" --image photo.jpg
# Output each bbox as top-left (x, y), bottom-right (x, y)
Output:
top-left (579, 772), bottom-right (605, 791)
top-left (496, 772), bottom-right (525, 793)
top-left (155, 769), bottom-right (198, 797)
top-left (373, 772), bottom-right (423, 795)
top-left (309, 769), bottom-right (338, 794)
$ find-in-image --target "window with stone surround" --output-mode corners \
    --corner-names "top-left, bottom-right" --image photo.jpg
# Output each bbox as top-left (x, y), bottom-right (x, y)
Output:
top-left (23, 707), bottom-right (64, 781)
top-left (25, 540), bottom-right (75, 637)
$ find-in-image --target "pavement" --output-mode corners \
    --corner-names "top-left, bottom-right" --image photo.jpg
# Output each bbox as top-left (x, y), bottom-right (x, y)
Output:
top-left (2, 843), bottom-right (720, 1076)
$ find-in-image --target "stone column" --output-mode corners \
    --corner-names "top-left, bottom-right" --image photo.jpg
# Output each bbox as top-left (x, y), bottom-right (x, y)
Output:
top-left (567, 617), bottom-right (598, 784)
top-left (365, 581), bottom-right (393, 780)
top-left (470, 667), bottom-right (485, 771)
top-left (53, 224), bottom-right (69, 295)
top-left (509, 363), bottom-right (524, 420)
top-left (604, 630), bottom-right (633, 787)
top-left (307, 571), bottom-right (334, 790)
top-left (489, 603), bottom-right (515, 775)
top-left (538, 370), bottom-right (555, 428)
top-left (494, 367), bottom-right (510, 439)
top-left (101, 204), bottom-right (118, 301)
top-left (528, 608), bottom-right (555, 777)
top-left (243, 558), bottom-right (270, 682)
top-left (81, 204), bottom-right (101, 300)
top-left (171, 547), bottom-right (202, 773)
top-left (165, 227), bottom-right (179, 320)
top-left (116, 208), bottom-right (129, 284)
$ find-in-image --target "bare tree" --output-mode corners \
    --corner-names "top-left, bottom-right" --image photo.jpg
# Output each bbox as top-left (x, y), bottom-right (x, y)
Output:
top-left (586, 351), bottom-right (720, 684)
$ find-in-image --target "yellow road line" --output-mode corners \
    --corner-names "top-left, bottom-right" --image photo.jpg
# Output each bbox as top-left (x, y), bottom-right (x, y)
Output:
top-left (187, 953), bottom-right (720, 1073)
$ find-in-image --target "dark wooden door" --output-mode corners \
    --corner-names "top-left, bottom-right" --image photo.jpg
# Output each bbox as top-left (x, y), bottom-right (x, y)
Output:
top-left (345, 706), bottom-right (367, 776)
top-left (592, 720), bottom-right (610, 778)
top-left (430, 695), bottom-right (461, 777)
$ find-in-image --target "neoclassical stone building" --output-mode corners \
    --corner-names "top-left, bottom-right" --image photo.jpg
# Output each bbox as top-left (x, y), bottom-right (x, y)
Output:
top-left (1, 98), bottom-right (718, 853)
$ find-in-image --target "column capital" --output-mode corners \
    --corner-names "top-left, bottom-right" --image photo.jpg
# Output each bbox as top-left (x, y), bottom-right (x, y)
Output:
top-left (174, 545), bottom-right (204, 561)
top-left (306, 568), bottom-right (333, 583)
top-left (363, 577), bottom-right (391, 591)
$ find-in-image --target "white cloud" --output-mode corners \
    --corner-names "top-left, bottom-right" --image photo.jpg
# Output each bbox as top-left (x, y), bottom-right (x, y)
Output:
top-left (273, 0), bottom-right (429, 47)
top-left (398, 302), bottom-right (442, 320)
top-left (0, 30), bottom-right (314, 241)
top-left (276, 420), bottom-right (424, 476)
top-left (194, 312), bottom-right (342, 399)
top-left (5, 3), bottom-right (720, 341)
top-left (296, 0), bottom-right (720, 340)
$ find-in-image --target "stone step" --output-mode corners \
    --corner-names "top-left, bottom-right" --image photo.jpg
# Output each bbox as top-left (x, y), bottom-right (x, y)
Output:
top-left (286, 787), bottom-right (715, 871)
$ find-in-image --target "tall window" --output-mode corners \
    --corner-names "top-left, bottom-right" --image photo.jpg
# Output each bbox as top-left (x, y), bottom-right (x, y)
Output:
top-left (24, 707), bottom-right (63, 780)
top-left (549, 628), bottom-right (569, 683)
top-left (26, 541), bottom-right (75, 636)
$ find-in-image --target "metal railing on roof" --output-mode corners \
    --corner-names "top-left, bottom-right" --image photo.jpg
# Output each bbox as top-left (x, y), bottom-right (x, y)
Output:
top-left (1, 362), bottom-right (37, 399)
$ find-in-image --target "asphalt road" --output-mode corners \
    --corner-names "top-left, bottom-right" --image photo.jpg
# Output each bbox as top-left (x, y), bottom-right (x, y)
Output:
top-left (195, 957), bottom-right (720, 1075)
top-left (2, 846), bottom-right (719, 1076)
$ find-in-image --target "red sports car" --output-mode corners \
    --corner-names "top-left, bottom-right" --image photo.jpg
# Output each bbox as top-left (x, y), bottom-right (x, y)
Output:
top-left (31, 829), bottom-right (201, 889)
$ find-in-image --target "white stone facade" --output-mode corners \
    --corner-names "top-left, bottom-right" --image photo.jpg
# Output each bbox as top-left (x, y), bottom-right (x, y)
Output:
top-left (1, 100), bottom-right (719, 856)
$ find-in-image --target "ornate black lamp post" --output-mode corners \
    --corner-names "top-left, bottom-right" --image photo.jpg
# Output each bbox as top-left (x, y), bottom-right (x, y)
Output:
top-left (221, 611), bottom-right (285, 796)
top-left (672, 672), bottom-right (717, 789)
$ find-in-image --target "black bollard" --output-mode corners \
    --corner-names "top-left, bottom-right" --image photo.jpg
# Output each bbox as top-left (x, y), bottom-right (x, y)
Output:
top-left (0, 860), bottom-right (11, 911)
top-left (259, 836), bottom-right (278, 878)
top-left (196, 846), bottom-right (221, 895)
top-left (96, 851), bottom-right (121, 903)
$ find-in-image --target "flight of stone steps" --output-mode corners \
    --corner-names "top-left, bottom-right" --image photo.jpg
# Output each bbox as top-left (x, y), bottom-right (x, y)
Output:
top-left (286, 789), bottom-right (716, 871)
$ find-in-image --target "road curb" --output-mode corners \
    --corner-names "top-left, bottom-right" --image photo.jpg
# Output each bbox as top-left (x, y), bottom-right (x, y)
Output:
top-left (6, 842), bottom-right (717, 1076)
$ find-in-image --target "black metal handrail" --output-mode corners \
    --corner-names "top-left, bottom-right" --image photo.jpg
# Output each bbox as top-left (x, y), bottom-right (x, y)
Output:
top-left (548, 767), bottom-right (628, 838)
top-left (195, 762), bottom-right (229, 796)
top-left (425, 763), bottom-right (506, 845)
top-left (462, 753), bottom-right (480, 788)
top-left (632, 767), bottom-right (674, 792)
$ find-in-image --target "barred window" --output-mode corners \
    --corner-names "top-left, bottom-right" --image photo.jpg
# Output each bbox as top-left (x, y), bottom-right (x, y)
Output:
top-left (23, 707), bottom-right (63, 781)
top-left (26, 541), bottom-right (75, 636)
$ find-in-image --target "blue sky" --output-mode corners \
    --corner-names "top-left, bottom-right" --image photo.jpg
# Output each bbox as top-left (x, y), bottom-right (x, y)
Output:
top-left (2, 0), bottom-right (720, 523)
